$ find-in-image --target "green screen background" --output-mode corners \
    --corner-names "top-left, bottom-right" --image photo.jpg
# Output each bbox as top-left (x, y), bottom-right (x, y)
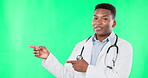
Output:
top-left (0, 0), bottom-right (148, 78)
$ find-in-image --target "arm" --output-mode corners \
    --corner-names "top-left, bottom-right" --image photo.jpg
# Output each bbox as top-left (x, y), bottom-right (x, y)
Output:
top-left (42, 53), bottom-right (75, 78)
top-left (29, 45), bottom-right (79, 78)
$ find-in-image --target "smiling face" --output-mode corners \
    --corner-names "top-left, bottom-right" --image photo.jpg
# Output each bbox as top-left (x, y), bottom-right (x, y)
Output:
top-left (92, 9), bottom-right (116, 38)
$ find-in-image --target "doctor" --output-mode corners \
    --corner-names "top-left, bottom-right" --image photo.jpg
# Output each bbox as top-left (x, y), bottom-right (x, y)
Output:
top-left (29, 3), bottom-right (132, 78)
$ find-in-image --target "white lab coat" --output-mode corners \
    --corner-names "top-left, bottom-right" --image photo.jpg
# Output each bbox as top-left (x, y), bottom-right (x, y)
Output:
top-left (42, 36), bottom-right (133, 78)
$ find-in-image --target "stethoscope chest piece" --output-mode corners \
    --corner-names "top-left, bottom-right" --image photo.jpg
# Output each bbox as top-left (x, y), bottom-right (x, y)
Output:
top-left (76, 55), bottom-right (83, 60)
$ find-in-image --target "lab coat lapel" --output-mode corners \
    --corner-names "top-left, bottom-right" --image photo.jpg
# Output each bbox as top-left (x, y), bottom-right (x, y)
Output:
top-left (83, 37), bottom-right (93, 64)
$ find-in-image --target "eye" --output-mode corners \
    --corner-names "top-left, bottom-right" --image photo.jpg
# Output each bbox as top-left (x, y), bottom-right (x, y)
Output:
top-left (102, 18), bottom-right (108, 20)
top-left (93, 17), bottom-right (98, 20)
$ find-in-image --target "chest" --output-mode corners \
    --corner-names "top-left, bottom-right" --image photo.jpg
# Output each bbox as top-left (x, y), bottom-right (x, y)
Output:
top-left (77, 42), bottom-right (118, 67)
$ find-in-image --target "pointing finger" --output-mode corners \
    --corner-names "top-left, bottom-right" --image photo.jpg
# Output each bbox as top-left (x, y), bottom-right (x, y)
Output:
top-left (66, 60), bottom-right (78, 64)
top-left (28, 45), bottom-right (40, 50)
top-left (28, 45), bottom-right (35, 48)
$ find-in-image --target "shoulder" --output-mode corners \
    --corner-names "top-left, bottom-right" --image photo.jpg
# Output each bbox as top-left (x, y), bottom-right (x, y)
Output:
top-left (75, 36), bottom-right (93, 47)
top-left (117, 37), bottom-right (133, 53)
top-left (75, 39), bottom-right (88, 47)
top-left (118, 38), bottom-right (132, 47)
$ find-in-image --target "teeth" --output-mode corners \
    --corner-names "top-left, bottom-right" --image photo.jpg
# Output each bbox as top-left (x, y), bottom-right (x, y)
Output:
top-left (94, 26), bottom-right (101, 29)
top-left (97, 27), bottom-right (101, 29)
top-left (94, 26), bottom-right (102, 30)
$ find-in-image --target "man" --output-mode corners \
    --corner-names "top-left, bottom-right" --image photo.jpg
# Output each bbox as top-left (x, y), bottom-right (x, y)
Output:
top-left (29, 3), bottom-right (132, 78)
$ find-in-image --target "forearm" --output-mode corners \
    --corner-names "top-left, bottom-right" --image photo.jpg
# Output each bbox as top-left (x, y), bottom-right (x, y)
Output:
top-left (42, 53), bottom-right (75, 78)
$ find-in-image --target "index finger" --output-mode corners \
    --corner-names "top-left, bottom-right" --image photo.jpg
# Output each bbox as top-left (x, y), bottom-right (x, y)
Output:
top-left (28, 45), bottom-right (40, 50)
top-left (66, 60), bottom-right (78, 64)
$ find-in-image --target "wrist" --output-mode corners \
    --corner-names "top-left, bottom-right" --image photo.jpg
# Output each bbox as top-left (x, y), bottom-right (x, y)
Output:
top-left (44, 52), bottom-right (50, 60)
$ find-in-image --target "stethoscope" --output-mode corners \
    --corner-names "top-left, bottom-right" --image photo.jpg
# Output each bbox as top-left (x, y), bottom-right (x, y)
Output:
top-left (76, 34), bottom-right (119, 69)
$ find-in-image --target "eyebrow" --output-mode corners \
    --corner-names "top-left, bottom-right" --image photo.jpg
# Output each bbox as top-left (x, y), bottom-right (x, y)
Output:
top-left (93, 14), bottom-right (109, 17)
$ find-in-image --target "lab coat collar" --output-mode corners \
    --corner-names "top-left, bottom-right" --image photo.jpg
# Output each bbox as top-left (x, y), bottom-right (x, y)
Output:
top-left (107, 31), bottom-right (116, 45)
top-left (92, 31), bottom-right (116, 45)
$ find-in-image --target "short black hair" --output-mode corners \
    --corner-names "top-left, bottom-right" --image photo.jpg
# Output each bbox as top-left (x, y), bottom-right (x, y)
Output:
top-left (95, 3), bottom-right (116, 19)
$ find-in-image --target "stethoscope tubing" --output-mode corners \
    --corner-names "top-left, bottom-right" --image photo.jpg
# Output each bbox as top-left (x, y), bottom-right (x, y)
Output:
top-left (76, 34), bottom-right (119, 69)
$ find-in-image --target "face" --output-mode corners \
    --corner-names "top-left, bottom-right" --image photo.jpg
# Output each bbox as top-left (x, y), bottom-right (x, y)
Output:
top-left (92, 9), bottom-right (116, 37)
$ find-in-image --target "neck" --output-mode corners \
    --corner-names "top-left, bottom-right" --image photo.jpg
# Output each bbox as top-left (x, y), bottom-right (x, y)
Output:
top-left (95, 33), bottom-right (111, 42)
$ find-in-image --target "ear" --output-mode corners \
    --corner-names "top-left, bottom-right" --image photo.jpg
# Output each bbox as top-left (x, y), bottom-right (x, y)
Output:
top-left (112, 20), bottom-right (116, 28)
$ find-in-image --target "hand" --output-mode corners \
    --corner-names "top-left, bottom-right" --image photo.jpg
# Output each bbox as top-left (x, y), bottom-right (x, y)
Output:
top-left (29, 45), bottom-right (50, 59)
top-left (66, 60), bottom-right (88, 72)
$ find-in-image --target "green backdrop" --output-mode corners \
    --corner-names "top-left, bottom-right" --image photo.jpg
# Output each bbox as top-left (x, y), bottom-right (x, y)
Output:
top-left (0, 0), bottom-right (148, 78)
